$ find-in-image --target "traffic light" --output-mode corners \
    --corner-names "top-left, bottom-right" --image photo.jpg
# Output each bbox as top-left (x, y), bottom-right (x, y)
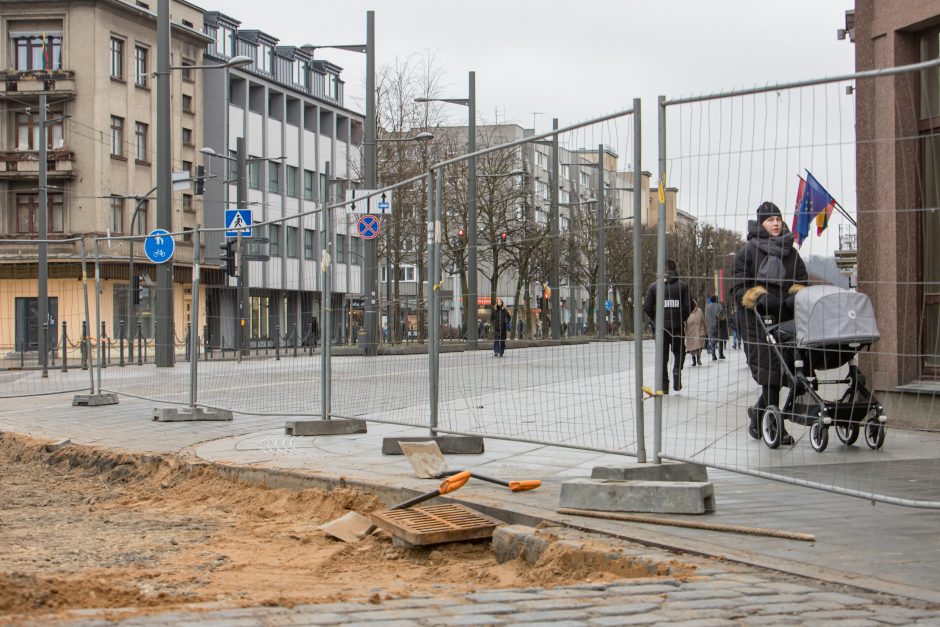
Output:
top-left (458, 228), bottom-right (465, 239)
top-left (194, 165), bottom-right (206, 195)
top-left (131, 275), bottom-right (141, 305)
top-left (500, 232), bottom-right (508, 246)
top-left (219, 240), bottom-right (236, 277)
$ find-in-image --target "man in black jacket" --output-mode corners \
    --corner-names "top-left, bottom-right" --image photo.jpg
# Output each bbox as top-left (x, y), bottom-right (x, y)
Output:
top-left (645, 259), bottom-right (692, 392)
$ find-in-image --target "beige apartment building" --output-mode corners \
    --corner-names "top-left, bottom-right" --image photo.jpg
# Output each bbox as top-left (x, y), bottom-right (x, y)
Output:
top-left (0, 0), bottom-right (210, 357)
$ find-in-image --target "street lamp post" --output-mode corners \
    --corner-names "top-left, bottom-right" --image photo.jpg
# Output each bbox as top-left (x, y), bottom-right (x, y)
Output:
top-left (301, 11), bottom-right (377, 355)
top-left (156, 0), bottom-right (251, 366)
top-left (416, 71), bottom-right (477, 349)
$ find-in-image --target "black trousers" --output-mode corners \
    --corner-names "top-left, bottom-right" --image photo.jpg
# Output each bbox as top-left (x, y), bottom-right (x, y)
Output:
top-left (662, 329), bottom-right (685, 383)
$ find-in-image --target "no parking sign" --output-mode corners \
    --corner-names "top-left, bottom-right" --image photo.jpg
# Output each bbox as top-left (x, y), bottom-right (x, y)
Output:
top-left (357, 214), bottom-right (380, 240)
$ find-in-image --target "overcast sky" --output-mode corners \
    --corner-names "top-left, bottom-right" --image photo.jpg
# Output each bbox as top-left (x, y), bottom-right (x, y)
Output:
top-left (216, 0), bottom-right (854, 131)
top-left (216, 0), bottom-right (857, 250)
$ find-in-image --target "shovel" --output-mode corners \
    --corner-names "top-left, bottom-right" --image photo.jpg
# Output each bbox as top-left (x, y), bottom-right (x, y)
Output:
top-left (399, 441), bottom-right (541, 492)
top-left (319, 470), bottom-right (472, 542)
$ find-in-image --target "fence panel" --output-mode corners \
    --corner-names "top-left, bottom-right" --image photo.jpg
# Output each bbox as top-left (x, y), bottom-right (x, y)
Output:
top-left (0, 237), bottom-right (92, 398)
top-left (658, 59), bottom-right (940, 507)
top-left (425, 108), bottom-right (647, 455)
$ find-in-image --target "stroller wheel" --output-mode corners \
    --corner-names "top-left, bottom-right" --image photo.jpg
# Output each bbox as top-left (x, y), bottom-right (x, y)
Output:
top-left (864, 418), bottom-right (886, 450)
top-left (810, 419), bottom-right (829, 452)
top-left (761, 405), bottom-right (784, 449)
top-left (835, 421), bottom-right (860, 446)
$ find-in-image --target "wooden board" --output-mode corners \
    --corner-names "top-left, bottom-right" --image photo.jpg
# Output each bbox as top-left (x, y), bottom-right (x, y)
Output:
top-left (370, 503), bottom-right (503, 546)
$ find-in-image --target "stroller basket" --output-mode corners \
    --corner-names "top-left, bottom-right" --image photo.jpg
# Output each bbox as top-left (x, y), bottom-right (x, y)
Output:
top-left (795, 285), bottom-right (879, 348)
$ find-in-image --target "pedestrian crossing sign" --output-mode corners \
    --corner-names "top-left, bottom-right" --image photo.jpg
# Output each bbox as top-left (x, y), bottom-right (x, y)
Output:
top-left (225, 209), bottom-right (252, 238)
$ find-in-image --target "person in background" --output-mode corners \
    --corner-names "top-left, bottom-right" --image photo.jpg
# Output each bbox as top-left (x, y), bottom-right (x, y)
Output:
top-left (644, 259), bottom-right (692, 392)
top-left (685, 299), bottom-right (707, 367)
top-left (491, 298), bottom-right (511, 358)
top-left (733, 201), bottom-right (808, 444)
top-left (705, 295), bottom-right (727, 360)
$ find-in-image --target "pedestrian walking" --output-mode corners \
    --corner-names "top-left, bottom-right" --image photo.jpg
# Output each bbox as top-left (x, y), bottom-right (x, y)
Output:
top-left (704, 295), bottom-right (727, 360)
top-left (644, 259), bottom-right (692, 392)
top-left (685, 300), bottom-right (707, 367)
top-left (733, 201), bottom-right (808, 444)
top-left (491, 298), bottom-right (510, 357)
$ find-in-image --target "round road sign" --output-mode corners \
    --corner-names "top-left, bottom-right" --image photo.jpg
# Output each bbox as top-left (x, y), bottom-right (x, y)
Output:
top-left (357, 214), bottom-right (380, 240)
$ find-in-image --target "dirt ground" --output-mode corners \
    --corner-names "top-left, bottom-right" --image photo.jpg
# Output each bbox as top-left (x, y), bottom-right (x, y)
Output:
top-left (0, 433), bottom-right (687, 623)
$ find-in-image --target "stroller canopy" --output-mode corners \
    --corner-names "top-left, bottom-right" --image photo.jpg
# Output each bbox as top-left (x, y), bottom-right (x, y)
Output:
top-left (795, 285), bottom-right (880, 347)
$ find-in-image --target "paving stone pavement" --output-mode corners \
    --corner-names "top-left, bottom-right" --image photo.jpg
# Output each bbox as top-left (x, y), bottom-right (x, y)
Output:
top-left (27, 573), bottom-right (940, 626)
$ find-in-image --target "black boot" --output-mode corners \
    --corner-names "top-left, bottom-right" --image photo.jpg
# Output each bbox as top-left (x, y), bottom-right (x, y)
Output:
top-left (747, 405), bottom-right (761, 439)
top-left (673, 367), bottom-right (682, 392)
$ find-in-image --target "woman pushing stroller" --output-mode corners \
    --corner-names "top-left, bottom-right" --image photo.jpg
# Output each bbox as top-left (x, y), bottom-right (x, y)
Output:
top-left (733, 201), bottom-right (808, 445)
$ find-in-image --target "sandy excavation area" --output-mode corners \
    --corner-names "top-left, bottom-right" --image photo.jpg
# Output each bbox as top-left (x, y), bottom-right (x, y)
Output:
top-left (0, 433), bottom-right (687, 623)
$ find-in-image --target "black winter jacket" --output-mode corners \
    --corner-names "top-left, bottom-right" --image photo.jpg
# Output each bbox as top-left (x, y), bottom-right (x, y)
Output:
top-left (644, 271), bottom-right (692, 334)
top-left (491, 306), bottom-right (511, 340)
top-left (732, 220), bottom-right (808, 386)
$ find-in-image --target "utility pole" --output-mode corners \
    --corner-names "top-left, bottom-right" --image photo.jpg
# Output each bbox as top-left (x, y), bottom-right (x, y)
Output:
top-left (596, 143), bottom-right (607, 339)
top-left (236, 137), bottom-right (248, 356)
top-left (550, 118), bottom-right (560, 340)
top-left (155, 0), bottom-right (174, 366)
top-left (38, 94), bottom-right (48, 377)
top-left (362, 10), bottom-right (378, 355)
top-left (467, 71), bottom-right (477, 350)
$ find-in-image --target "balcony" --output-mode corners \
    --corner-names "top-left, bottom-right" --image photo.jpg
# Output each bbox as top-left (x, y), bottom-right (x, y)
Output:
top-left (0, 150), bottom-right (76, 179)
top-left (0, 69), bottom-right (75, 96)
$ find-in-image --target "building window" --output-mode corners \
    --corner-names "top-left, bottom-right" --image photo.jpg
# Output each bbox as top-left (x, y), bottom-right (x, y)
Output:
top-left (921, 29), bottom-right (940, 372)
top-left (180, 59), bottom-right (193, 82)
top-left (182, 94), bottom-right (193, 113)
top-left (286, 226), bottom-right (299, 258)
top-left (259, 44), bottom-right (273, 74)
top-left (182, 194), bottom-right (193, 213)
top-left (16, 193), bottom-right (64, 233)
top-left (268, 162), bottom-right (281, 193)
top-left (269, 224), bottom-right (281, 256)
top-left (250, 296), bottom-right (269, 339)
top-left (351, 236), bottom-right (362, 266)
top-left (304, 169), bottom-right (315, 200)
top-left (110, 196), bottom-right (124, 234)
top-left (182, 160), bottom-right (192, 175)
top-left (110, 116), bottom-right (124, 158)
top-left (15, 111), bottom-right (64, 151)
top-left (133, 200), bottom-right (148, 235)
top-left (248, 157), bottom-right (261, 189)
top-left (319, 173), bottom-right (328, 200)
top-left (325, 73), bottom-right (338, 100)
top-left (336, 234), bottom-right (346, 263)
top-left (304, 228), bottom-right (316, 259)
top-left (13, 33), bottom-right (62, 71)
top-left (292, 60), bottom-right (306, 87)
top-left (215, 25), bottom-right (235, 58)
top-left (182, 127), bottom-right (193, 146)
top-left (110, 37), bottom-right (124, 80)
top-left (135, 122), bottom-right (148, 162)
top-left (134, 45), bottom-right (148, 87)
top-left (286, 165), bottom-right (298, 197)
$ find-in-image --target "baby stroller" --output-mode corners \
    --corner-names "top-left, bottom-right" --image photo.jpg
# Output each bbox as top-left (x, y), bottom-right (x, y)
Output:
top-left (756, 285), bottom-right (886, 452)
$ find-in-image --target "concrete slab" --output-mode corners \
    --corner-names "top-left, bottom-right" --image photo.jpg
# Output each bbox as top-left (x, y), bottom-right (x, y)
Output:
top-left (285, 419), bottom-right (367, 436)
top-left (592, 462), bottom-right (708, 483)
top-left (559, 478), bottom-right (716, 515)
top-left (382, 435), bottom-right (485, 455)
top-left (153, 407), bottom-right (234, 422)
top-left (72, 393), bottom-right (119, 406)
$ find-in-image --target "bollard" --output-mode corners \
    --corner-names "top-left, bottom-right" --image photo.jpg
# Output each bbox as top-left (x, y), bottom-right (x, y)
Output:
top-left (62, 321), bottom-right (68, 372)
top-left (275, 324), bottom-right (280, 361)
top-left (119, 320), bottom-right (125, 367)
top-left (102, 321), bottom-right (110, 368)
top-left (20, 339), bottom-right (25, 368)
top-left (137, 320), bottom-right (143, 366)
top-left (308, 320), bottom-right (314, 356)
top-left (81, 321), bottom-right (89, 370)
top-left (293, 323), bottom-right (298, 358)
top-left (185, 322), bottom-right (191, 363)
top-left (203, 324), bottom-right (210, 360)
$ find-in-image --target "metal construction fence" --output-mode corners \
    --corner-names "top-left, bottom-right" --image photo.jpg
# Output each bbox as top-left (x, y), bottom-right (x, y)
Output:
top-left (0, 237), bottom-right (94, 398)
top-left (4, 60), bottom-right (940, 509)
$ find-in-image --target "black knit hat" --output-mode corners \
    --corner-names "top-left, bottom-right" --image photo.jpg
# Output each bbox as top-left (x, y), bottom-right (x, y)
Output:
top-left (756, 201), bottom-right (782, 223)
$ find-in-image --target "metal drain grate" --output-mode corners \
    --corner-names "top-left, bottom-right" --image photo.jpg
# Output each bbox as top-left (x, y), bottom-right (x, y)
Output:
top-left (370, 503), bottom-right (503, 546)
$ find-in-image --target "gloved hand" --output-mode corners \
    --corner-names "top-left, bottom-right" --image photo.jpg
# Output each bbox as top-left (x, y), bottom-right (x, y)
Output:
top-left (755, 292), bottom-right (781, 317)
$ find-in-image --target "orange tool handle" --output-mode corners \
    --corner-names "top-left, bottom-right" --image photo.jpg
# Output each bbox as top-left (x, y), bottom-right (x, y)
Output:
top-left (439, 470), bottom-right (471, 494)
top-left (508, 480), bottom-right (541, 492)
